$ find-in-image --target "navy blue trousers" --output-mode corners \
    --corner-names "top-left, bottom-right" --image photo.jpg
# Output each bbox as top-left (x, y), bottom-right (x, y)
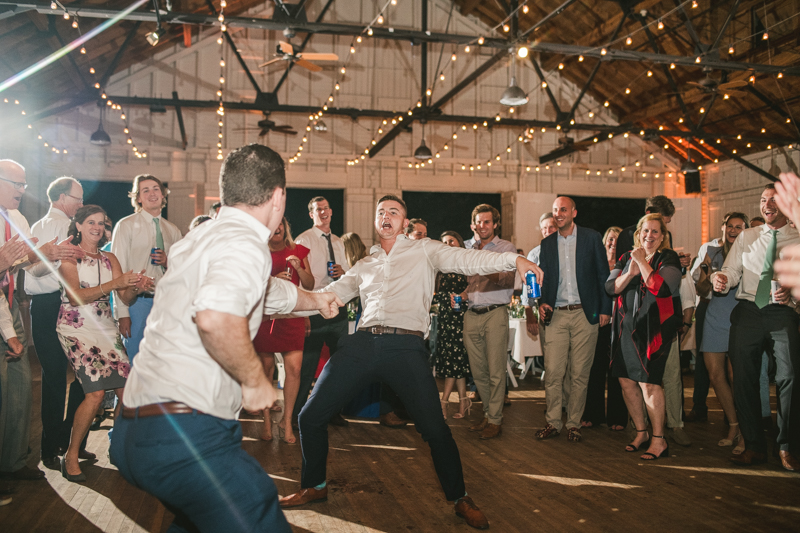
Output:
top-left (111, 410), bottom-right (290, 533)
top-left (298, 331), bottom-right (466, 501)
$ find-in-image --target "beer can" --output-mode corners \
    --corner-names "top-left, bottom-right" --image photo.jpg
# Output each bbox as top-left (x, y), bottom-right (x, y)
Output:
top-left (525, 271), bottom-right (541, 300)
top-left (771, 279), bottom-right (781, 305)
top-left (453, 295), bottom-right (462, 311)
top-left (327, 261), bottom-right (335, 277)
top-left (150, 247), bottom-right (161, 265)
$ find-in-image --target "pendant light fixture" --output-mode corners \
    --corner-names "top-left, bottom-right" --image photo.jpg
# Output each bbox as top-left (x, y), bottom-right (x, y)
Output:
top-left (500, 55), bottom-right (528, 107)
top-left (90, 106), bottom-right (112, 146)
top-left (414, 122), bottom-right (432, 159)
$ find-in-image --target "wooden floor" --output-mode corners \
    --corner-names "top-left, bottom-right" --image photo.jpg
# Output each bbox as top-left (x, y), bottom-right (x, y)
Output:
top-left (2, 360), bottom-right (799, 533)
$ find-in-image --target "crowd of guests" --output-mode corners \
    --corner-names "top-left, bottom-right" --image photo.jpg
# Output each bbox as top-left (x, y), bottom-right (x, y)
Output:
top-left (1, 149), bottom-right (800, 524)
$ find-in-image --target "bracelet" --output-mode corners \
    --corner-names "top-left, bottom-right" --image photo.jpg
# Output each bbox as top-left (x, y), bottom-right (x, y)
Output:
top-left (99, 283), bottom-right (106, 296)
top-left (683, 322), bottom-right (692, 328)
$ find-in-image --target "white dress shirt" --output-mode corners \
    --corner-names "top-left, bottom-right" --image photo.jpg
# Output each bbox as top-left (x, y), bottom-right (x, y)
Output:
top-left (295, 226), bottom-right (349, 290)
top-left (680, 274), bottom-right (697, 312)
top-left (25, 207), bottom-right (71, 295)
top-left (111, 210), bottom-right (182, 319)
top-left (123, 207), bottom-right (299, 420)
top-left (324, 235), bottom-right (519, 336)
top-left (464, 235), bottom-right (517, 308)
top-left (714, 224), bottom-right (800, 305)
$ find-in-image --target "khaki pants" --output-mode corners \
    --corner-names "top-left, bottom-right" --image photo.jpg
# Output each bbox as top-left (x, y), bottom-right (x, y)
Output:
top-left (543, 308), bottom-right (599, 430)
top-left (663, 341), bottom-right (684, 429)
top-left (463, 307), bottom-right (509, 425)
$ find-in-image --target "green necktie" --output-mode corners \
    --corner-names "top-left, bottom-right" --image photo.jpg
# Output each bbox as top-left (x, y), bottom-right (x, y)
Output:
top-left (754, 229), bottom-right (777, 309)
top-left (153, 217), bottom-right (165, 273)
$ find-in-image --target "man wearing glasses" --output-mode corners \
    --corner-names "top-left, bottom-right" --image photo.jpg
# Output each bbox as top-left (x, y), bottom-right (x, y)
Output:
top-left (0, 161), bottom-right (83, 482)
top-left (26, 177), bottom-right (91, 471)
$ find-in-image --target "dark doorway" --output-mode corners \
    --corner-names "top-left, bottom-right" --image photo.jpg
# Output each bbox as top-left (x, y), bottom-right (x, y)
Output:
top-left (285, 188), bottom-right (344, 237)
top-left (403, 191), bottom-right (503, 243)
top-left (568, 195), bottom-right (646, 235)
top-left (82, 181), bottom-right (137, 228)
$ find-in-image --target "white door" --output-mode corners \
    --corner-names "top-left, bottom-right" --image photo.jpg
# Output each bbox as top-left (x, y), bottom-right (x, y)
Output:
top-left (670, 197), bottom-right (703, 258)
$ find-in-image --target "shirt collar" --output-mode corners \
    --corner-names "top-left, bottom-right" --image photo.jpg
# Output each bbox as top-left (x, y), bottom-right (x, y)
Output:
top-left (48, 207), bottom-right (69, 219)
top-left (763, 223), bottom-right (794, 236)
top-left (557, 223), bottom-right (577, 240)
top-left (217, 206), bottom-right (271, 242)
top-left (138, 210), bottom-right (162, 222)
top-left (311, 225), bottom-right (333, 238)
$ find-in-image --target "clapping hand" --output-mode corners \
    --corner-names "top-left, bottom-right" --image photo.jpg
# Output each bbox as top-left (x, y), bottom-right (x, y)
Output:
top-left (0, 234), bottom-right (34, 272)
top-left (776, 244), bottom-right (800, 299)
top-left (134, 269), bottom-right (155, 293)
top-left (39, 236), bottom-right (83, 263)
top-left (115, 269), bottom-right (142, 290)
top-left (775, 172), bottom-right (800, 226)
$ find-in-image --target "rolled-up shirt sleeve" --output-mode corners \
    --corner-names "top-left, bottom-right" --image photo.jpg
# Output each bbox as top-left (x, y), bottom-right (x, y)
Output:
top-left (0, 292), bottom-right (16, 341)
top-left (264, 276), bottom-right (299, 315)
top-left (192, 239), bottom-right (266, 318)
top-left (427, 240), bottom-right (518, 276)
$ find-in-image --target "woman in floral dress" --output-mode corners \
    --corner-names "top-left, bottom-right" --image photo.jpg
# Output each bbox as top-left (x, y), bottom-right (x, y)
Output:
top-left (57, 205), bottom-right (150, 482)
top-left (433, 231), bottom-right (472, 419)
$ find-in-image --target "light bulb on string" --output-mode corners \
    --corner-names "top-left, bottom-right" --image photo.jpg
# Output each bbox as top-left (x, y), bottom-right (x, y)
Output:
top-left (72, 19), bottom-right (78, 28)
top-left (657, 19), bottom-right (664, 30)
top-left (465, 45), bottom-right (470, 53)
top-left (625, 87), bottom-right (631, 94)
top-left (522, 5), bottom-right (529, 14)
top-left (578, 55), bottom-right (584, 62)
top-left (367, 28), bottom-right (373, 36)
top-left (377, 14), bottom-right (384, 24)
top-left (728, 45), bottom-right (735, 54)
top-left (626, 36), bottom-right (632, 45)
top-left (478, 36), bottom-right (484, 45)
top-left (558, 63), bottom-right (564, 70)
top-left (439, 73), bottom-right (445, 81)
top-left (451, 53), bottom-right (457, 61)
top-left (647, 70), bottom-right (653, 77)
top-left (503, 24), bottom-right (510, 32)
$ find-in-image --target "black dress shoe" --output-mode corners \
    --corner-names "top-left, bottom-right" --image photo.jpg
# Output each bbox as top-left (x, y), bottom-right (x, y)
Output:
top-left (329, 413), bottom-right (349, 427)
top-left (684, 410), bottom-right (708, 423)
top-left (41, 456), bottom-right (61, 471)
top-left (0, 465), bottom-right (46, 480)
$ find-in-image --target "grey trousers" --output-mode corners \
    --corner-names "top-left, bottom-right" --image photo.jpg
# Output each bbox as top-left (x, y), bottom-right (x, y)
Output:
top-left (663, 341), bottom-right (685, 429)
top-left (0, 297), bottom-right (31, 472)
top-left (463, 307), bottom-right (509, 425)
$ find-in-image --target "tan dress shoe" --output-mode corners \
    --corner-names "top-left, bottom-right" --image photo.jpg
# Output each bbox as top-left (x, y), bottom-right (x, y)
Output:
top-left (469, 417), bottom-right (488, 432)
top-left (379, 412), bottom-right (407, 428)
top-left (279, 486), bottom-right (328, 508)
top-left (779, 450), bottom-right (800, 472)
top-left (479, 423), bottom-right (502, 440)
top-left (454, 495), bottom-right (489, 529)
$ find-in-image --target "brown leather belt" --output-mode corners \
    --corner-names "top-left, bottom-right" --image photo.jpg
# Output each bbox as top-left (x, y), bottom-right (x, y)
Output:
top-left (468, 304), bottom-right (506, 315)
top-left (358, 326), bottom-right (424, 338)
top-left (555, 304), bottom-right (583, 311)
top-left (121, 402), bottom-right (203, 419)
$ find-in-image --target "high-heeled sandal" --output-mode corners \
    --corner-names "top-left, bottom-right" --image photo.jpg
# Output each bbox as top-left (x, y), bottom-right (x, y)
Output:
top-left (440, 400), bottom-right (448, 420)
top-left (625, 429), bottom-right (650, 452)
top-left (719, 422), bottom-right (740, 447)
top-left (452, 397), bottom-right (472, 419)
top-left (732, 432), bottom-right (745, 455)
top-left (641, 435), bottom-right (669, 460)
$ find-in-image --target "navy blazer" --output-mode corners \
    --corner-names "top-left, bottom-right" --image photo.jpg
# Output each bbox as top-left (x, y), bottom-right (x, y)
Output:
top-left (539, 225), bottom-right (612, 325)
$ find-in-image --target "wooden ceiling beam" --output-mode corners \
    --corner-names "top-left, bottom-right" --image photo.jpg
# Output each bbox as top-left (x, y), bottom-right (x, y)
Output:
top-left (25, 11), bottom-right (89, 92)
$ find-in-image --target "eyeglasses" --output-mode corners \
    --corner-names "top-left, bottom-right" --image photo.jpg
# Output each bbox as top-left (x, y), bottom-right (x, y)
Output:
top-left (0, 177), bottom-right (28, 190)
top-left (67, 194), bottom-right (83, 203)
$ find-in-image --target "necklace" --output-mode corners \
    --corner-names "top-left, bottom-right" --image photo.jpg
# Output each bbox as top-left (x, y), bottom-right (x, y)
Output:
top-left (78, 242), bottom-right (99, 255)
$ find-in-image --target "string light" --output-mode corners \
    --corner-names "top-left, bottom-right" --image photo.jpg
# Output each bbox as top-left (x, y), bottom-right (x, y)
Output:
top-left (216, 0), bottom-right (226, 160)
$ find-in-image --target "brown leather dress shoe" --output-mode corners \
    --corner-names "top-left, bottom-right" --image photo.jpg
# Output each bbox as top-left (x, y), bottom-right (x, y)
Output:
top-left (779, 450), bottom-right (800, 472)
top-left (730, 449), bottom-right (767, 466)
top-left (279, 486), bottom-right (328, 508)
top-left (479, 423), bottom-right (502, 440)
top-left (454, 495), bottom-right (489, 530)
top-left (0, 465), bottom-right (46, 480)
top-left (469, 417), bottom-right (488, 433)
top-left (379, 412), bottom-right (407, 428)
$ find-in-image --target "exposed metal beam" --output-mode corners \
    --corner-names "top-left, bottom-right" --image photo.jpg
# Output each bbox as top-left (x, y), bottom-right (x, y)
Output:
top-left (710, 0), bottom-right (742, 53)
top-left (566, 11), bottom-right (628, 122)
top-left (528, 57), bottom-right (562, 117)
top-left (99, 95), bottom-right (797, 145)
top-left (639, 15), bottom-right (696, 130)
top-left (49, 17), bottom-right (93, 91)
top-left (202, 0), bottom-right (262, 95)
top-left (716, 146), bottom-right (777, 181)
top-left (5, 2), bottom-right (798, 75)
top-left (518, 0), bottom-right (580, 41)
top-left (272, 0), bottom-right (335, 95)
top-left (99, 21), bottom-right (142, 88)
top-left (672, 0), bottom-right (706, 54)
top-left (369, 49), bottom-right (507, 158)
top-left (172, 90), bottom-right (187, 150)
top-left (695, 92), bottom-right (717, 130)
top-left (538, 133), bottom-right (612, 164)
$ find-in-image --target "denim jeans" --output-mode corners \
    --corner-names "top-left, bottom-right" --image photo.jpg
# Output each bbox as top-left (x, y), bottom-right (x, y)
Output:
top-left (298, 331), bottom-right (466, 501)
top-left (111, 410), bottom-right (290, 533)
top-left (123, 296), bottom-right (154, 363)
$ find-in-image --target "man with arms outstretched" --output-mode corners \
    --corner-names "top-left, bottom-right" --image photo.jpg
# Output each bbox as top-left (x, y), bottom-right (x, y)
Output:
top-left (280, 195), bottom-right (543, 530)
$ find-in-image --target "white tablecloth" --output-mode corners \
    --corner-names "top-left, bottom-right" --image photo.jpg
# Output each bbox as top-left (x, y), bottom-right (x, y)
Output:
top-left (508, 317), bottom-right (543, 365)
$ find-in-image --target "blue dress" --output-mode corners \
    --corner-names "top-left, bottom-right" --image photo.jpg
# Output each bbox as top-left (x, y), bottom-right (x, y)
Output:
top-left (699, 245), bottom-right (739, 353)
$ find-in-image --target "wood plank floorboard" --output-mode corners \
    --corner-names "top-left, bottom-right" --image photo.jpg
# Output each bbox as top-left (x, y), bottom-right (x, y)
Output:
top-left (1, 358), bottom-right (799, 532)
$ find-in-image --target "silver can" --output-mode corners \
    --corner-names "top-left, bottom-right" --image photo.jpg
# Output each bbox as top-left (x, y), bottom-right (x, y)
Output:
top-left (771, 279), bottom-right (782, 305)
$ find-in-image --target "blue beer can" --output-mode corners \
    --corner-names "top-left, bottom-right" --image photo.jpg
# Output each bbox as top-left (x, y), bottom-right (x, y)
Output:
top-left (526, 271), bottom-right (541, 300)
top-left (327, 261), bottom-right (335, 277)
top-left (453, 295), bottom-right (462, 311)
top-left (151, 247), bottom-right (161, 265)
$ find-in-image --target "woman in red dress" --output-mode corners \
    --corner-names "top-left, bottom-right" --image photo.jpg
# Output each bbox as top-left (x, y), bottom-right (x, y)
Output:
top-left (255, 217), bottom-right (313, 443)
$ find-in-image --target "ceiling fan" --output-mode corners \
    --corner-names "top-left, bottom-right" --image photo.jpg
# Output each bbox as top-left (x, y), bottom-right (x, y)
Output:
top-left (686, 69), bottom-right (749, 94)
top-left (232, 114), bottom-right (297, 137)
top-left (557, 135), bottom-right (592, 151)
top-left (259, 41), bottom-right (338, 72)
